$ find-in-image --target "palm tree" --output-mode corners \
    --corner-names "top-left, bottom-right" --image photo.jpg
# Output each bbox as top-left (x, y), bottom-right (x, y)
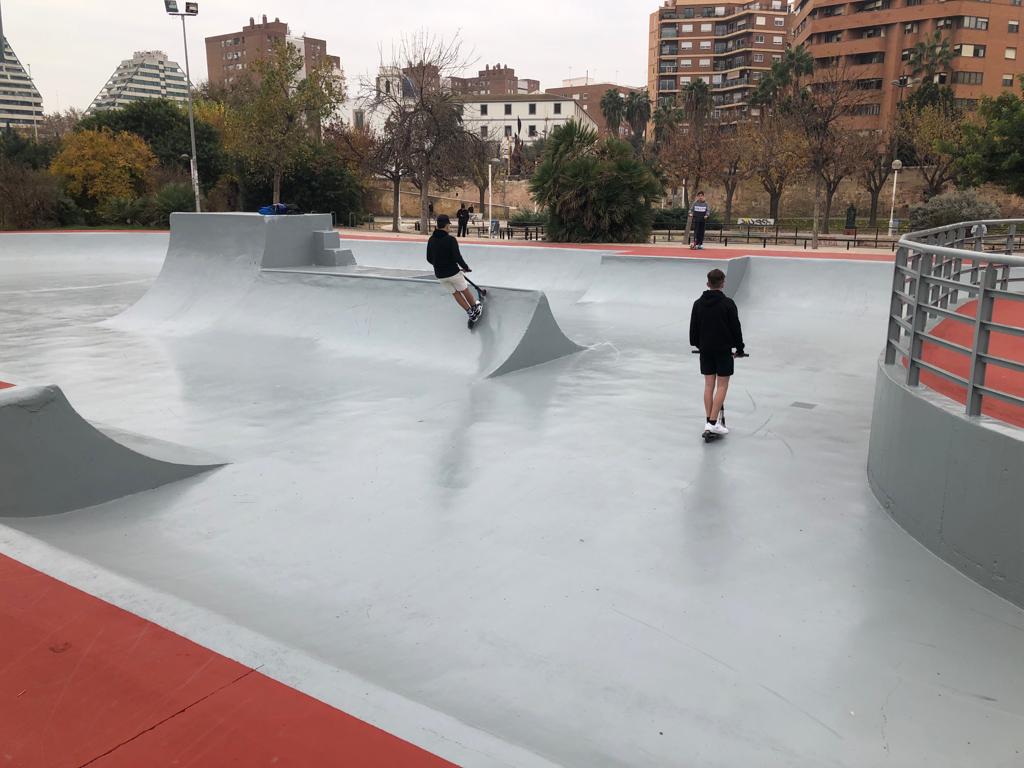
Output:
top-left (652, 101), bottom-right (683, 145)
top-left (681, 79), bottom-right (712, 126)
top-left (600, 89), bottom-right (625, 136)
top-left (624, 90), bottom-right (652, 142)
top-left (908, 30), bottom-right (954, 82)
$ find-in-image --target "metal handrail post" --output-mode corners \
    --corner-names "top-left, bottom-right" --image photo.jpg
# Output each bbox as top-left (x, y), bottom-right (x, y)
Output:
top-left (885, 245), bottom-right (910, 365)
top-left (966, 264), bottom-right (998, 416)
top-left (907, 252), bottom-right (933, 387)
top-left (1005, 223), bottom-right (1016, 255)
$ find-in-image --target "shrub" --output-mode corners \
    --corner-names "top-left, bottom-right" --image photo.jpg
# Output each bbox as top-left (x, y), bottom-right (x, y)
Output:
top-left (908, 189), bottom-right (1000, 231)
top-left (97, 196), bottom-right (150, 226)
top-left (508, 208), bottom-right (548, 226)
top-left (652, 207), bottom-right (722, 231)
top-left (0, 166), bottom-right (60, 230)
top-left (150, 182), bottom-right (197, 227)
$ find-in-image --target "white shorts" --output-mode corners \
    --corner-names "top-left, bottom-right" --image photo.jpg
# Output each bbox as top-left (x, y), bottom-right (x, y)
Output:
top-left (439, 272), bottom-right (469, 294)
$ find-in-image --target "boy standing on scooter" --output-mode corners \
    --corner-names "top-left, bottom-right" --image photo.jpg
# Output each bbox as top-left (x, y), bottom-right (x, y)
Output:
top-left (690, 268), bottom-right (744, 436)
top-left (690, 191), bottom-right (710, 250)
top-left (427, 214), bottom-right (482, 322)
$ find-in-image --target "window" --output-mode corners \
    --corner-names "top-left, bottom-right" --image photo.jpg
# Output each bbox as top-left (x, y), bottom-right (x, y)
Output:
top-left (528, 125), bottom-right (537, 137)
top-left (901, 48), bottom-right (912, 61)
top-left (553, 103), bottom-right (562, 114)
top-left (756, 15), bottom-right (766, 24)
top-left (936, 17), bottom-right (953, 29)
top-left (699, 58), bottom-right (712, 66)
top-left (1011, 20), bottom-right (1020, 33)
top-left (959, 16), bottom-right (988, 30)
top-left (480, 104), bottom-right (488, 115)
top-left (853, 103), bottom-right (882, 115)
top-left (700, 40), bottom-right (712, 49)
top-left (504, 125), bottom-right (513, 137)
top-left (954, 44), bottom-right (986, 58)
top-left (682, 40), bottom-right (694, 48)
top-left (773, 35), bottom-right (784, 44)
top-left (528, 103), bottom-right (536, 114)
top-left (701, 22), bottom-right (713, 31)
top-left (952, 70), bottom-right (983, 84)
top-left (774, 17), bottom-right (786, 26)
top-left (772, 54), bottom-right (782, 61)
top-left (503, 103), bottom-right (512, 115)
top-left (755, 34), bottom-right (765, 43)
top-left (716, 6), bottom-right (727, 15)
top-left (754, 53), bottom-right (765, 62)
top-left (680, 75), bottom-right (692, 83)
top-left (1007, 47), bottom-right (1018, 59)
top-left (681, 58), bottom-right (693, 67)
top-left (1003, 73), bottom-right (1015, 86)
top-left (904, 22), bottom-right (919, 33)
top-left (682, 23), bottom-right (693, 32)
top-left (906, 0), bottom-right (921, 5)
top-left (480, 126), bottom-right (488, 138)
top-left (954, 98), bottom-right (979, 110)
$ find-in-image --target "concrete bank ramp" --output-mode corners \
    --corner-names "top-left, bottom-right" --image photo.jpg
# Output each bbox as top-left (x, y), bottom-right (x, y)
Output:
top-left (579, 255), bottom-right (748, 305)
top-left (731, 256), bottom-right (892, 314)
top-left (0, 385), bottom-right (223, 518)
top-left (113, 213), bottom-right (581, 378)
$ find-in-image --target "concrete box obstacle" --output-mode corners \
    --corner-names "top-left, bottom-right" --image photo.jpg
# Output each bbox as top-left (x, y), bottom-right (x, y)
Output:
top-left (0, 385), bottom-right (223, 518)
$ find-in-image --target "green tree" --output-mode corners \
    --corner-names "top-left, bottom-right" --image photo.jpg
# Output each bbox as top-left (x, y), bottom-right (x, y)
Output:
top-left (898, 102), bottom-right (964, 199)
top-left (959, 89), bottom-right (1024, 196)
top-left (79, 99), bottom-right (224, 191)
top-left (240, 143), bottom-right (364, 220)
top-left (624, 90), bottom-right (652, 144)
top-left (600, 89), bottom-right (625, 136)
top-left (530, 120), bottom-right (662, 243)
top-left (225, 42), bottom-right (345, 204)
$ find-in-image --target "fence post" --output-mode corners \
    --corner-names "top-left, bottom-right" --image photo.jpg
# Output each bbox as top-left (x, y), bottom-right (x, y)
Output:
top-left (966, 264), bottom-right (998, 416)
top-left (775, 223), bottom-right (780, 244)
top-left (906, 252), bottom-right (933, 388)
top-left (885, 246), bottom-right (910, 366)
top-left (875, 227), bottom-right (880, 248)
top-left (746, 224), bottom-right (751, 243)
top-left (1006, 223), bottom-right (1016, 255)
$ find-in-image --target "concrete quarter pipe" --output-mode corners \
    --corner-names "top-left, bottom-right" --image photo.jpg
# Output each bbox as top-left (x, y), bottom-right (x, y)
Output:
top-left (0, 385), bottom-right (223, 518)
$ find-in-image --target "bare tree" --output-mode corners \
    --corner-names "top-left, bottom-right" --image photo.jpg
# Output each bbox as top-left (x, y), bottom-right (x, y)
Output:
top-left (361, 32), bottom-right (473, 234)
top-left (819, 129), bottom-right (870, 234)
top-left (711, 129), bottom-right (751, 227)
top-left (741, 115), bottom-right (805, 221)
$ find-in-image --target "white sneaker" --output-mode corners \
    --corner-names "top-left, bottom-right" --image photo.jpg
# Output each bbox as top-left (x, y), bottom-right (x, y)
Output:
top-left (709, 422), bottom-right (729, 435)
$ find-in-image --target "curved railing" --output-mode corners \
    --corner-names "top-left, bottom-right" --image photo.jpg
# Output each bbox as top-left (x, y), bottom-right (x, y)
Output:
top-left (885, 220), bottom-right (1024, 424)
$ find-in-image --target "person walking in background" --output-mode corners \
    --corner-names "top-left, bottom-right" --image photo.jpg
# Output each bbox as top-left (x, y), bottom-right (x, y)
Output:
top-left (457, 203), bottom-right (470, 237)
top-left (690, 191), bottom-right (710, 250)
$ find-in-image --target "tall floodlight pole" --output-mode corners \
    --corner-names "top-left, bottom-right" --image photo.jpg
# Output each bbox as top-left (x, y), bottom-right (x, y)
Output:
top-left (888, 159), bottom-right (903, 238)
top-left (165, 1), bottom-right (201, 212)
top-left (487, 158), bottom-right (501, 239)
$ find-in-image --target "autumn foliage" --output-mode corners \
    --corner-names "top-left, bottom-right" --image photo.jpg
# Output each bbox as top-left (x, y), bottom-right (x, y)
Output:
top-left (50, 129), bottom-right (157, 205)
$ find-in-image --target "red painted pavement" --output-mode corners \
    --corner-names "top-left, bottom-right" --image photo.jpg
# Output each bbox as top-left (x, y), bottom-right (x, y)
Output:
top-left (0, 381), bottom-right (13, 389)
top-left (916, 299), bottom-right (1024, 428)
top-left (0, 554), bottom-right (456, 768)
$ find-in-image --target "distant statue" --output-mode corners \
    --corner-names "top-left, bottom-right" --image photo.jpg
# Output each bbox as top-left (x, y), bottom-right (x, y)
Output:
top-left (845, 203), bottom-right (857, 231)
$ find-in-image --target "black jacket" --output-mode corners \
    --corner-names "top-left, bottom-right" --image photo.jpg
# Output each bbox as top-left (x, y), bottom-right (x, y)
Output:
top-left (426, 229), bottom-right (470, 279)
top-left (457, 208), bottom-right (470, 224)
top-left (690, 290), bottom-right (744, 353)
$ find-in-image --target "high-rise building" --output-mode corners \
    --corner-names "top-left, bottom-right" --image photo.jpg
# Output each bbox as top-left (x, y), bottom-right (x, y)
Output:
top-left (546, 78), bottom-right (641, 136)
top-left (0, 4), bottom-right (43, 130)
top-left (450, 63), bottom-right (540, 95)
top-left (86, 51), bottom-right (189, 114)
top-left (649, 0), bottom-right (791, 121)
top-left (793, 0), bottom-right (1024, 130)
top-left (205, 15), bottom-right (341, 89)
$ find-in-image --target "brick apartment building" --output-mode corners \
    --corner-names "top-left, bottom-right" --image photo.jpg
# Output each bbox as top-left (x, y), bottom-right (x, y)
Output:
top-left (205, 15), bottom-right (340, 88)
top-left (793, 0), bottom-right (1024, 130)
top-left (545, 78), bottom-right (641, 136)
top-left (449, 63), bottom-right (540, 95)
top-left (649, 0), bottom-right (791, 121)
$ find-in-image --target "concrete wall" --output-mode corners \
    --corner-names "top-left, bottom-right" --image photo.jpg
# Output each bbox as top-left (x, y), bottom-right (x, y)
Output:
top-left (868, 359), bottom-right (1024, 608)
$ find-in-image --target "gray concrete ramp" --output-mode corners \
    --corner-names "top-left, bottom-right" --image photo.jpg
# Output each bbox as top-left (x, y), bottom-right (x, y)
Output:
top-left (579, 255), bottom-right (744, 305)
top-left (732, 256), bottom-right (892, 314)
top-left (0, 385), bottom-right (223, 517)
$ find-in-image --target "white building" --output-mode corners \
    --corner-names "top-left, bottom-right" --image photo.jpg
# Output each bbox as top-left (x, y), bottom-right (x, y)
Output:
top-left (0, 8), bottom-right (43, 131)
top-left (456, 94), bottom-right (596, 144)
top-left (86, 51), bottom-right (189, 114)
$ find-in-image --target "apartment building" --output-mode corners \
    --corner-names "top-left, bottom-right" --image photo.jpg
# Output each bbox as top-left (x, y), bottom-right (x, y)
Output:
top-left (450, 63), bottom-right (540, 95)
top-left (545, 78), bottom-right (641, 135)
top-left (794, 0), bottom-right (1024, 130)
top-left (0, 7), bottom-right (43, 130)
top-left (456, 94), bottom-right (597, 144)
top-left (649, 0), bottom-right (791, 121)
top-left (86, 51), bottom-right (189, 114)
top-left (205, 15), bottom-right (340, 88)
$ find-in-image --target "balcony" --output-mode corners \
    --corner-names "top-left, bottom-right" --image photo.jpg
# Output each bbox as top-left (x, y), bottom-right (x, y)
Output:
top-left (660, 45), bottom-right (679, 57)
top-left (854, 0), bottom-right (891, 12)
top-left (714, 37), bottom-right (754, 54)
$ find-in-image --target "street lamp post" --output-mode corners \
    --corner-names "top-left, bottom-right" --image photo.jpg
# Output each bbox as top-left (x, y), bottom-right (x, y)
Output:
top-left (164, 1), bottom-right (201, 213)
top-left (888, 159), bottom-right (903, 238)
top-left (487, 158), bottom-right (502, 239)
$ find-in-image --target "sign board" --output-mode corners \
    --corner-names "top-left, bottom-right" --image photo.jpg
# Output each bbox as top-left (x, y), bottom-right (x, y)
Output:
top-left (164, 1), bottom-right (179, 12)
top-left (185, 2), bottom-right (199, 14)
top-left (737, 217), bottom-right (774, 226)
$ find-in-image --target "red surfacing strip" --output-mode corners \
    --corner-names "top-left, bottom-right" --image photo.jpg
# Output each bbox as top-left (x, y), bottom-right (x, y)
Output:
top-left (0, 554), bottom-right (455, 768)
top-left (0, 381), bottom-right (13, 389)
top-left (914, 299), bottom-right (1024, 428)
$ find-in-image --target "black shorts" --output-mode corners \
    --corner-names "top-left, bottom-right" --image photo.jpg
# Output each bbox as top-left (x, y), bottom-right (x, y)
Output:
top-left (699, 349), bottom-right (734, 377)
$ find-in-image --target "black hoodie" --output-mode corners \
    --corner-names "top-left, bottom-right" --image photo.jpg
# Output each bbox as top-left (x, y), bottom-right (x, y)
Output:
top-left (426, 229), bottom-right (470, 279)
top-left (690, 290), bottom-right (744, 353)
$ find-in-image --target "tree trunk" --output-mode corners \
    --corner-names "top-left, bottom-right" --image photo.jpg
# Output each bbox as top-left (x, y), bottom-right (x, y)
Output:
top-left (822, 183), bottom-right (838, 235)
top-left (724, 180), bottom-right (737, 227)
top-left (811, 174), bottom-right (823, 249)
top-left (419, 170), bottom-right (431, 235)
top-left (478, 185), bottom-right (486, 224)
top-left (272, 171), bottom-right (282, 206)
top-left (867, 188), bottom-right (881, 228)
top-left (769, 191), bottom-right (781, 221)
top-left (391, 177), bottom-right (401, 233)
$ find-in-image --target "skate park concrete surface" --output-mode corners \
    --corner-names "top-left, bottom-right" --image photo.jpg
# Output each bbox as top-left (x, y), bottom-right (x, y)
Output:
top-left (2, 215), bottom-right (1024, 767)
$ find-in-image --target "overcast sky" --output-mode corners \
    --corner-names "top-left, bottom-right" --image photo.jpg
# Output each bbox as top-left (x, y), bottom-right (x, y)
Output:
top-left (3, 0), bottom-right (650, 112)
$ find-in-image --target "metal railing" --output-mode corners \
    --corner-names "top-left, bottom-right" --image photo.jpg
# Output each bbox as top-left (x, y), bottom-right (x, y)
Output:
top-left (885, 220), bottom-right (1024, 420)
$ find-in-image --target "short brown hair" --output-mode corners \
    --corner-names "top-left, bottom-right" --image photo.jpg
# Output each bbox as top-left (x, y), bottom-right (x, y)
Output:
top-left (707, 268), bottom-right (725, 289)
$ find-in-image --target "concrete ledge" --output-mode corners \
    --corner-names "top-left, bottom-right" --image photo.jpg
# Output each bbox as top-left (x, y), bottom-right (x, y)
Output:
top-left (868, 359), bottom-right (1024, 608)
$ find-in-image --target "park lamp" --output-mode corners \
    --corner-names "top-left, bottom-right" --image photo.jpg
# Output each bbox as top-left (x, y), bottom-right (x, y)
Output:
top-left (164, 0), bottom-right (201, 211)
top-left (888, 160), bottom-right (904, 237)
top-left (487, 158), bottom-right (503, 239)
top-left (164, 2), bottom-right (199, 15)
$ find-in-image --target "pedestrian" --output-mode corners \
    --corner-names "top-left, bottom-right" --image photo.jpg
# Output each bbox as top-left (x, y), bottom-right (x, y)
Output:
top-left (427, 214), bottom-right (482, 323)
top-left (690, 268), bottom-right (744, 437)
top-left (690, 191), bottom-right (710, 250)
top-left (457, 203), bottom-right (470, 238)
